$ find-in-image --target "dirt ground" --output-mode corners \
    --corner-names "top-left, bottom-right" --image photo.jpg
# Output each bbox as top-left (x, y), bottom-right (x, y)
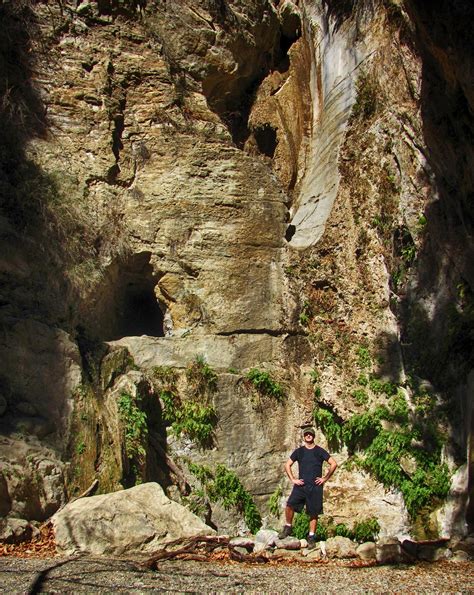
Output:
top-left (1, 556), bottom-right (473, 594)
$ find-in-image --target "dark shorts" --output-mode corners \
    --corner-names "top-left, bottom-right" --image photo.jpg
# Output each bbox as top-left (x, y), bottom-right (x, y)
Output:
top-left (287, 484), bottom-right (323, 517)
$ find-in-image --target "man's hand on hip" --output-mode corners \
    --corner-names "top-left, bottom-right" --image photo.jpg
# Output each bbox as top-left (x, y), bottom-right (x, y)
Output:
top-left (314, 477), bottom-right (326, 485)
top-left (292, 478), bottom-right (304, 485)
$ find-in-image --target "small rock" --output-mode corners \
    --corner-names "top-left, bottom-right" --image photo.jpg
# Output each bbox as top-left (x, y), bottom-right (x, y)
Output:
top-left (273, 548), bottom-right (301, 559)
top-left (253, 529), bottom-right (278, 553)
top-left (301, 547), bottom-right (322, 560)
top-left (229, 536), bottom-right (254, 550)
top-left (300, 538), bottom-right (308, 549)
top-left (376, 537), bottom-right (404, 564)
top-left (274, 537), bottom-right (301, 550)
top-left (0, 518), bottom-right (34, 544)
top-left (451, 550), bottom-right (470, 562)
top-left (357, 541), bottom-right (376, 560)
top-left (418, 545), bottom-right (451, 562)
top-left (233, 546), bottom-right (250, 556)
top-left (325, 536), bottom-right (358, 558)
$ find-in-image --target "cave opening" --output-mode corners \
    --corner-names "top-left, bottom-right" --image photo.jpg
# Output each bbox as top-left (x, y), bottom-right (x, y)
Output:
top-left (102, 252), bottom-right (164, 341)
top-left (254, 123), bottom-right (278, 158)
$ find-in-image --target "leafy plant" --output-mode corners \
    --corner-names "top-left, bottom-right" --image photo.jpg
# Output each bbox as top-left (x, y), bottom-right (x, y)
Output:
top-left (76, 440), bottom-right (86, 455)
top-left (356, 346), bottom-right (372, 369)
top-left (186, 355), bottom-right (218, 396)
top-left (189, 463), bottom-right (262, 534)
top-left (313, 406), bottom-right (342, 449)
top-left (292, 512), bottom-right (328, 540)
top-left (246, 368), bottom-right (285, 402)
top-left (351, 517), bottom-right (380, 542)
top-left (117, 392), bottom-right (148, 460)
top-left (352, 388), bottom-right (368, 405)
top-left (268, 485), bottom-right (283, 517)
top-left (352, 71), bottom-right (379, 119)
top-left (154, 360), bottom-right (218, 447)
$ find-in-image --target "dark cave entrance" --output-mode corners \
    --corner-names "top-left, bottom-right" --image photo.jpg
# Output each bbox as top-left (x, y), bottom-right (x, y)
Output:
top-left (103, 252), bottom-right (164, 341)
top-left (254, 124), bottom-right (278, 158)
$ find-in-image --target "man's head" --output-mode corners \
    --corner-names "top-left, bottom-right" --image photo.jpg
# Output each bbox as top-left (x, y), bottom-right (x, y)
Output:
top-left (302, 426), bottom-right (315, 443)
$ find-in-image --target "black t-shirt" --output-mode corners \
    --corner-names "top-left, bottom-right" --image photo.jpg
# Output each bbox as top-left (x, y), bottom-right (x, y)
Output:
top-left (290, 445), bottom-right (330, 483)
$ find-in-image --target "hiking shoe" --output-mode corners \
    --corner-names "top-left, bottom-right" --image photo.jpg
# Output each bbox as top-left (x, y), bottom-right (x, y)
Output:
top-left (307, 535), bottom-right (317, 549)
top-left (278, 525), bottom-right (292, 539)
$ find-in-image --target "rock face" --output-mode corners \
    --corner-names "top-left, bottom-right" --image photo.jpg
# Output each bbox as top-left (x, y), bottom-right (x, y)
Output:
top-left (0, 0), bottom-right (472, 541)
top-left (53, 482), bottom-right (215, 555)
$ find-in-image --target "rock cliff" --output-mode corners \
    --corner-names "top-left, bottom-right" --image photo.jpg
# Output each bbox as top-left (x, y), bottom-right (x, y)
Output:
top-left (0, 0), bottom-right (472, 541)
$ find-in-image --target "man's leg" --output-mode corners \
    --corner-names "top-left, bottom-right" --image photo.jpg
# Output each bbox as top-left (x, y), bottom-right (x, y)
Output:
top-left (285, 505), bottom-right (295, 525)
top-left (278, 505), bottom-right (295, 538)
top-left (309, 515), bottom-right (318, 534)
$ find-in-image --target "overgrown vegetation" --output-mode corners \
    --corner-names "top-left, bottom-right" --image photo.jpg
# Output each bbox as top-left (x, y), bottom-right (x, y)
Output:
top-left (268, 485), bottom-right (283, 517)
top-left (292, 513), bottom-right (380, 543)
top-left (352, 70), bottom-right (380, 120)
top-left (117, 392), bottom-right (148, 460)
top-left (188, 462), bottom-right (262, 534)
top-left (152, 357), bottom-right (218, 447)
top-left (313, 396), bottom-right (450, 518)
top-left (246, 368), bottom-right (285, 403)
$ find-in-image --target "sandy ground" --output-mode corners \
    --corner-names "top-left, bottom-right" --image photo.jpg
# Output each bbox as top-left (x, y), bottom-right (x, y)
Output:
top-left (1, 557), bottom-right (473, 594)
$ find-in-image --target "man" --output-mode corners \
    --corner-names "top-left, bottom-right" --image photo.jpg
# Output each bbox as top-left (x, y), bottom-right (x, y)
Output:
top-left (279, 426), bottom-right (337, 548)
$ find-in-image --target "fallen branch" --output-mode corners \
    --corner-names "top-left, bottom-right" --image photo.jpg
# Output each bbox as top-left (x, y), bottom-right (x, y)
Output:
top-left (144, 535), bottom-right (229, 569)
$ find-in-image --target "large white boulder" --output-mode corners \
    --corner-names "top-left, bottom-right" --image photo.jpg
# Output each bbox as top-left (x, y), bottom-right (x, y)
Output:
top-left (53, 482), bottom-right (215, 556)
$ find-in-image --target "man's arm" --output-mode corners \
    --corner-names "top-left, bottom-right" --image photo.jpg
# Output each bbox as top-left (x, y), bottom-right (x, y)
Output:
top-left (284, 457), bottom-right (304, 485)
top-left (314, 456), bottom-right (337, 485)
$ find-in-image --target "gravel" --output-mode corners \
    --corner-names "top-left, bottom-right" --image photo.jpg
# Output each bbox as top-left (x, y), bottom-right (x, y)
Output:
top-left (1, 557), bottom-right (473, 593)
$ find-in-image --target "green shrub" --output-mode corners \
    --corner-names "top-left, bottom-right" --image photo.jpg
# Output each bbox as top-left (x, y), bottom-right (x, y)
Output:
top-left (313, 407), bottom-right (342, 449)
top-left (190, 463), bottom-right (262, 534)
top-left (356, 346), bottom-right (372, 369)
top-left (117, 392), bottom-right (148, 460)
top-left (352, 517), bottom-right (380, 542)
top-left (246, 368), bottom-right (285, 402)
top-left (292, 512), bottom-right (328, 540)
top-left (353, 71), bottom-right (379, 119)
top-left (334, 523), bottom-right (351, 538)
top-left (352, 388), bottom-right (368, 405)
top-left (268, 485), bottom-right (283, 517)
top-left (186, 355), bottom-right (218, 395)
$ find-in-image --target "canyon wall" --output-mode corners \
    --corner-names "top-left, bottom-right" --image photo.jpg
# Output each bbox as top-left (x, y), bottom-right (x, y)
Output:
top-left (0, 0), bottom-right (472, 540)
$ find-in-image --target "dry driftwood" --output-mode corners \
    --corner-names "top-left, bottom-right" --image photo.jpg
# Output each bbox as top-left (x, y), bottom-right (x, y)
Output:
top-left (144, 535), bottom-right (230, 569)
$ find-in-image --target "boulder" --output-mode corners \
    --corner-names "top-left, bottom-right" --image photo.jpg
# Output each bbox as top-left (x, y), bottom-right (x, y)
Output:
top-left (325, 536), bottom-right (358, 558)
top-left (357, 541), bottom-right (376, 560)
top-left (229, 536), bottom-right (255, 551)
top-left (53, 482), bottom-right (215, 556)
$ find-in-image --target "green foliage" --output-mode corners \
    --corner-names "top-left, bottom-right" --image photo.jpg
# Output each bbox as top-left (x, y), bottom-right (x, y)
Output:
top-left (352, 518), bottom-right (380, 542)
top-left (313, 407), bottom-right (342, 450)
top-left (356, 346), bottom-right (372, 369)
top-left (352, 388), bottom-right (368, 405)
top-left (186, 355), bottom-right (218, 396)
top-left (117, 392), bottom-right (148, 460)
top-left (292, 512), bottom-right (329, 540)
top-left (334, 523), bottom-right (351, 538)
top-left (189, 463), bottom-right (262, 534)
top-left (76, 440), bottom-right (86, 455)
top-left (154, 360), bottom-right (218, 447)
top-left (268, 485), bottom-right (283, 517)
top-left (389, 390), bottom-right (409, 422)
top-left (171, 401), bottom-right (217, 444)
top-left (188, 462), bottom-right (214, 484)
top-left (341, 408), bottom-right (384, 449)
top-left (246, 368), bottom-right (285, 402)
top-left (368, 377), bottom-right (398, 396)
top-left (353, 71), bottom-right (379, 119)
top-left (357, 374), bottom-right (368, 386)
